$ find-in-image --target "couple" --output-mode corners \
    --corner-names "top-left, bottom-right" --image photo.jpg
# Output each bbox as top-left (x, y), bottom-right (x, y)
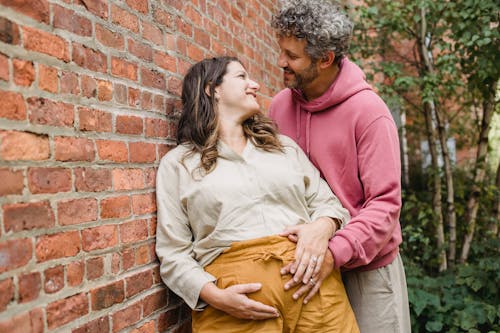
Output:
top-left (156, 1), bottom-right (410, 332)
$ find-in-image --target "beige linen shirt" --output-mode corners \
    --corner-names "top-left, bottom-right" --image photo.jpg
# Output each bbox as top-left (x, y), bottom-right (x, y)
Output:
top-left (155, 134), bottom-right (350, 310)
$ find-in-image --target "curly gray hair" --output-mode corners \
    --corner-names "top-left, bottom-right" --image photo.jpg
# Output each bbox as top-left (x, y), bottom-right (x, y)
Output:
top-left (271, 0), bottom-right (353, 64)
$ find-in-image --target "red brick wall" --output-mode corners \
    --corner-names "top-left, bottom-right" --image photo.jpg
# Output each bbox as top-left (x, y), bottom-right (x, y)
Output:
top-left (0, 1), bottom-right (281, 332)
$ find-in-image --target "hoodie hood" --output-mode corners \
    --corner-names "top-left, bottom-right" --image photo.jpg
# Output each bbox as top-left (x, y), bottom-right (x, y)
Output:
top-left (291, 57), bottom-right (372, 113)
top-left (287, 58), bottom-right (372, 156)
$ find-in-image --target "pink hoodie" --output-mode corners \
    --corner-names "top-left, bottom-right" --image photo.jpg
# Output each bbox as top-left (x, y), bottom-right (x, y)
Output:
top-left (270, 58), bottom-right (402, 271)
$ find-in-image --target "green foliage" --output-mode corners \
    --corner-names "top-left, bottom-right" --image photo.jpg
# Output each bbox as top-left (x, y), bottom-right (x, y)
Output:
top-left (404, 239), bottom-right (500, 332)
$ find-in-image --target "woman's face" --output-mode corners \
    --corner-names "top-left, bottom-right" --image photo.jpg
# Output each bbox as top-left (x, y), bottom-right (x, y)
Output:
top-left (214, 61), bottom-right (261, 122)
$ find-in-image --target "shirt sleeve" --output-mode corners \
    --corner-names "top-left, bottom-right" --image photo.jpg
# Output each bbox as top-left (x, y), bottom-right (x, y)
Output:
top-left (155, 153), bottom-right (216, 310)
top-left (286, 136), bottom-right (351, 226)
top-left (330, 116), bottom-right (402, 269)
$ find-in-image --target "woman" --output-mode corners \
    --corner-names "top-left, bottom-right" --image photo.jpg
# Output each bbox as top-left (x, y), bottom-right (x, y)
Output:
top-left (155, 56), bottom-right (359, 332)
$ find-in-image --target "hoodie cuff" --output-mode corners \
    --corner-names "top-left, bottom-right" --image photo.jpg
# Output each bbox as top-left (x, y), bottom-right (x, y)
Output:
top-left (328, 235), bottom-right (354, 270)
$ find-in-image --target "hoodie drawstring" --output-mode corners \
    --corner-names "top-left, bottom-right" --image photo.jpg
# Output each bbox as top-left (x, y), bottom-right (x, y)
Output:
top-left (305, 112), bottom-right (311, 158)
top-left (295, 104), bottom-right (312, 158)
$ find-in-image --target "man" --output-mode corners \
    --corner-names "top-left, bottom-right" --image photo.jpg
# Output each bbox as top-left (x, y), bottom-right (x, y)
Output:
top-left (269, 1), bottom-right (411, 332)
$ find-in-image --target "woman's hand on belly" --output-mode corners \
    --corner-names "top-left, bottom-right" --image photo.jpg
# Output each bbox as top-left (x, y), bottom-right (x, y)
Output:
top-left (200, 282), bottom-right (280, 320)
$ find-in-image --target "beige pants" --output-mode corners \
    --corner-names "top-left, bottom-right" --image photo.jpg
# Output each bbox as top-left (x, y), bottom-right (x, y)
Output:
top-left (342, 253), bottom-right (411, 333)
top-left (192, 235), bottom-right (359, 333)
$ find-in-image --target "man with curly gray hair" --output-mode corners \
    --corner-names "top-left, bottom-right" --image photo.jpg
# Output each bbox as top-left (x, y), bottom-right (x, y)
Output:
top-left (269, 1), bottom-right (411, 332)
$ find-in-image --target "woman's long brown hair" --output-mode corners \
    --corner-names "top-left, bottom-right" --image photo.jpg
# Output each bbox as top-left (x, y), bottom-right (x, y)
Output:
top-left (177, 56), bottom-right (283, 176)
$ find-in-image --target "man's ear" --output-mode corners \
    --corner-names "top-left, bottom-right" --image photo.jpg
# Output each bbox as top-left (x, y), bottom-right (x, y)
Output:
top-left (319, 51), bottom-right (335, 68)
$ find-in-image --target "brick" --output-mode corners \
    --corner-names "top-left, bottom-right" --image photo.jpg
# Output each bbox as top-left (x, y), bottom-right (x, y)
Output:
top-left (148, 216), bottom-right (157, 236)
top-left (79, 107), bottom-right (112, 132)
top-left (145, 118), bottom-right (168, 138)
top-left (126, 0), bottom-right (148, 14)
top-left (67, 261), bottom-right (84, 287)
top-left (53, 5), bottom-right (92, 37)
top-left (143, 289), bottom-right (168, 316)
top-left (158, 144), bottom-right (172, 159)
top-left (46, 293), bottom-right (89, 329)
top-left (77, 0), bottom-right (108, 19)
top-left (126, 270), bottom-right (152, 297)
top-left (158, 306), bottom-right (179, 331)
top-left (100, 196), bottom-right (131, 219)
top-left (44, 265), bottom-right (64, 294)
top-left (82, 225), bottom-right (118, 251)
top-left (128, 87), bottom-right (140, 107)
top-left (18, 272), bottom-right (41, 303)
top-left (86, 257), bottom-right (104, 280)
top-left (141, 91), bottom-right (153, 110)
top-left (0, 0), bottom-right (49, 23)
top-left (4, 201), bottom-right (54, 232)
top-left (128, 38), bottom-right (153, 61)
top-left (141, 21), bottom-right (163, 46)
top-left (122, 248), bottom-right (135, 271)
top-left (116, 115), bottom-right (143, 135)
top-left (97, 79), bottom-right (113, 101)
top-left (154, 8), bottom-right (173, 29)
top-left (167, 76), bottom-right (183, 96)
top-left (152, 94), bottom-right (165, 113)
top-left (23, 27), bottom-right (69, 61)
top-left (58, 198), bottom-right (98, 225)
top-left (120, 219), bottom-right (148, 244)
top-left (0, 53), bottom-right (8, 81)
top-left (113, 168), bottom-right (144, 190)
top-left (96, 140), bottom-right (128, 162)
top-left (75, 167), bottom-right (112, 192)
top-left (195, 28), bottom-right (210, 49)
top-left (111, 252), bottom-right (120, 273)
top-left (35, 231), bottom-right (80, 262)
top-left (0, 91), bottom-right (25, 120)
top-left (96, 23), bottom-right (124, 49)
top-left (28, 97), bottom-right (74, 127)
top-left (72, 43), bottom-right (107, 73)
top-left (0, 168), bottom-right (23, 195)
top-left (0, 278), bottom-right (14, 311)
top-left (60, 71), bottom-right (80, 94)
top-left (177, 17), bottom-right (193, 37)
top-left (91, 280), bottom-right (124, 310)
top-left (0, 308), bottom-right (43, 333)
top-left (0, 238), bottom-right (32, 274)
top-left (111, 4), bottom-right (139, 33)
top-left (132, 193), bottom-right (156, 215)
top-left (114, 83), bottom-right (127, 104)
top-left (129, 142), bottom-right (156, 163)
top-left (13, 59), bottom-right (34, 86)
top-left (111, 57), bottom-right (138, 81)
top-left (187, 43), bottom-right (204, 61)
top-left (28, 167), bottom-right (71, 194)
top-left (81, 75), bottom-right (97, 98)
top-left (131, 321), bottom-right (155, 333)
top-left (72, 316), bottom-right (110, 333)
top-left (154, 51), bottom-right (176, 72)
top-left (38, 64), bottom-right (58, 93)
top-left (55, 136), bottom-right (95, 161)
top-left (112, 302), bottom-right (141, 332)
top-left (0, 17), bottom-right (20, 44)
top-left (141, 67), bottom-right (166, 90)
top-left (0, 131), bottom-right (48, 160)
top-left (135, 244), bottom-right (151, 265)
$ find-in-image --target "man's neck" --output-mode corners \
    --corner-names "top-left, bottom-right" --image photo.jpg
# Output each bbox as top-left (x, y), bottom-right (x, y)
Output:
top-left (302, 64), bottom-right (339, 101)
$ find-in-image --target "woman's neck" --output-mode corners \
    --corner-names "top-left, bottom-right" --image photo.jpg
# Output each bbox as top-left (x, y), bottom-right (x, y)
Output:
top-left (219, 119), bottom-right (247, 154)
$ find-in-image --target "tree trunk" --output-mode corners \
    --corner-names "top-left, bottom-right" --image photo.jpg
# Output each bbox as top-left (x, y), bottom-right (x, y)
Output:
top-left (490, 161), bottom-right (500, 236)
top-left (434, 109), bottom-right (457, 267)
top-left (460, 84), bottom-right (497, 263)
top-left (419, 7), bottom-right (447, 271)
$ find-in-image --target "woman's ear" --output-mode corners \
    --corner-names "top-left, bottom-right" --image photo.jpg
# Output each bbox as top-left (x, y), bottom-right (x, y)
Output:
top-left (204, 84), bottom-right (211, 97)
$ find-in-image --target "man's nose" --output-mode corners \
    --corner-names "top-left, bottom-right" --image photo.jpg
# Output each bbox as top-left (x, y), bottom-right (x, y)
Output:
top-left (277, 52), bottom-right (287, 68)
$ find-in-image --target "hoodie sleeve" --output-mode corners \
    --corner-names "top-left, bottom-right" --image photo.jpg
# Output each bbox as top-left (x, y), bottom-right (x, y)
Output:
top-left (329, 116), bottom-right (402, 270)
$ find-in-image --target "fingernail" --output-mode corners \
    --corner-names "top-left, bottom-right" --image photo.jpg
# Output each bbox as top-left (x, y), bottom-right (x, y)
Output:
top-left (284, 284), bottom-right (290, 290)
top-left (280, 269), bottom-right (285, 274)
top-left (293, 294), bottom-right (298, 300)
top-left (303, 299), bottom-right (308, 304)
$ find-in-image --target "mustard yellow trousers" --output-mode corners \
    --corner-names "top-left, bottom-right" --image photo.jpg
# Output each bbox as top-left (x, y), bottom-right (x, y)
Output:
top-left (192, 235), bottom-right (359, 333)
